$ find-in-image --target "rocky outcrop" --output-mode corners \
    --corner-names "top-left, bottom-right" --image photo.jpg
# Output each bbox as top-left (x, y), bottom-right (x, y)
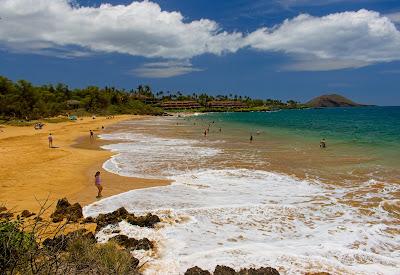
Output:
top-left (306, 94), bottom-right (364, 108)
top-left (109, 234), bottom-right (153, 251)
top-left (50, 198), bottom-right (83, 222)
top-left (95, 207), bottom-right (160, 231)
top-left (185, 266), bottom-right (280, 275)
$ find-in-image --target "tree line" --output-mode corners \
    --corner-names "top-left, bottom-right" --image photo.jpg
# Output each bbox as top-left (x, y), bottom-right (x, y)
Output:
top-left (0, 76), bottom-right (303, 120)
top-left (0, 77), bottom-right (162, 120)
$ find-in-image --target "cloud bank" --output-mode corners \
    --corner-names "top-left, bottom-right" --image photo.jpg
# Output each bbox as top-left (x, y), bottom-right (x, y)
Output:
top-left (0, 0), bottom-right (243, 59)
top-left (0, 0), bottom-right (400, 74)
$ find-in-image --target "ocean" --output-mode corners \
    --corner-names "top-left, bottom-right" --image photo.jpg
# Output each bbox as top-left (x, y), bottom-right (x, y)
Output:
top-left (83, 107), bottom-right (400, 274)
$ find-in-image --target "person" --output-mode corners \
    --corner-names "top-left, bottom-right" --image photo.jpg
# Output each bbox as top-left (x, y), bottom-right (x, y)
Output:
top-left (94, 171), bottom-right (103, 198)
top-left (219, 127), bottom-right (222, 132)
top-left (48, 133), bottom-right (53, 148)
top-left (320, 138), bottom-right (327, 148)
top-left (250, 134), bottom-right (253, 143)
top-left (90, 130), bottom-right (94, 143)
top-left (102, 125), bottom-right (105, 130)
top-left (204, 129), bottom-right (207, 136)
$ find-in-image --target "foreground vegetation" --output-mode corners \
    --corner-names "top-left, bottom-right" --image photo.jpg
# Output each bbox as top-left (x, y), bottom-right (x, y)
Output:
top-left (0, 75), bottom-right (306, 121)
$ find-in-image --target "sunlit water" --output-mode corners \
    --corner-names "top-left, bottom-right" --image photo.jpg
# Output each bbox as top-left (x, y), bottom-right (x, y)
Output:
top-left (84, 108), bottom-right (400, 274)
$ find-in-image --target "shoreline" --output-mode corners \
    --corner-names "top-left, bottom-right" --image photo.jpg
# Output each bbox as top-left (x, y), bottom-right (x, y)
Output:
top-left (0, 115), bottom-right (169, 213)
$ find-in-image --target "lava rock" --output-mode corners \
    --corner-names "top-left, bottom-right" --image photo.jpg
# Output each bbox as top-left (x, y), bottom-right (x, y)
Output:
top-left (126, 213), bottom-right (161, 228)
top-left (50, 198), bottom-right (83, 222)
top-left (21, 210), bottom-right (35, 218)
top-left (238, 267), bottom-right (280, 275)
top-left (185, 266), bottom-right (212, 275)
top-left (95, 207), bottom-right (160, 231)
top-left (109, 235), bottom-right (153, 251)
top-left (214, 265), bottom-right (236, 275)
top-left (0, 212), bottom-right (13, 219)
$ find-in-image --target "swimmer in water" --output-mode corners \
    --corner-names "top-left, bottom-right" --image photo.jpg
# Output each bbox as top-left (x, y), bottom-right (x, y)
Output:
top-left (320, 138), bottom-right (327, 148)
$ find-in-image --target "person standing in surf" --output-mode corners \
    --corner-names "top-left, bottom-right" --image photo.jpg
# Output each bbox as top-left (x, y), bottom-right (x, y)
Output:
top-left (94, 171), bottom-right (103, 198)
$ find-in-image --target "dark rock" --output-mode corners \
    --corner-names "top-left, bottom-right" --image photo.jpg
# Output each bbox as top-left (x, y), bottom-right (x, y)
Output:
top-left (21, 210), bottom-right (35, 218)
top-left (109, 235), bottom-right (137, 249)
top-left (185, 266), bottom-right (212, 275)
top-left (95, 208), bottom-right (160, 231)
top-left (82, 216), bottom-right (95, 224)
top-left (0, 212), bottom-right (13, 219)
top-left (238, 267), bottom-right (280, 275)
top-left (43, 228), bottom-right (95, 251)
top-left (109, 235), bottom-right (153, 251)
top-left (214, 265), bottom-right (236, 275)
top-left (68, 203), bottom-right (83, 222)
top-left (55, 197), bottom-right (71, 212)
top-left (126, 213), bottom-right (161, 228)
top-left (0, 206), bottom-right (7, 212)
top-left (95, 207), bottom-right (129, 231)
top-left (136, 238), bottom-right (153, 250)
top-left (113, 207), bottom-right (129, 218)
top-left (50, 198), bottom-right (83, 222)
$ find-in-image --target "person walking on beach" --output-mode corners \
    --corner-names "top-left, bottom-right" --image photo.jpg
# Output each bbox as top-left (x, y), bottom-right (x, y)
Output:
top-left (95, 171), bottom-right (103, 198)
top-left (320, 138), bottom-right (327, 148)
top-left (250, 134), bottom-right (253, 143)
top-left (90, 130), bottom-right (94, 143)
top-left (48, 133), bottom-right (53, 148)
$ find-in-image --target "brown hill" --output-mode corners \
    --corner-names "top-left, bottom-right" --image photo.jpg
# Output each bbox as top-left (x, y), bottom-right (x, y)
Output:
top-left (306, 94), bottom-right (363, 108)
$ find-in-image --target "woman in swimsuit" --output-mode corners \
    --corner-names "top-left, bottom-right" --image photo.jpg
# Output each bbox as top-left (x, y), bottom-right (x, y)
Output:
top-left (94, 171), bottom-right (103, 198)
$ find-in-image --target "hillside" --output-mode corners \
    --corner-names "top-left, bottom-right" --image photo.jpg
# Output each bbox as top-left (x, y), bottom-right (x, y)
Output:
top-left (306, 94), bottom-right (363, 108)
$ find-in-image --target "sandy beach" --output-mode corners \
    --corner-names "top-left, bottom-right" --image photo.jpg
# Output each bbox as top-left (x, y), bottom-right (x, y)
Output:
top-left (0, 115), bottom-right (168, 213)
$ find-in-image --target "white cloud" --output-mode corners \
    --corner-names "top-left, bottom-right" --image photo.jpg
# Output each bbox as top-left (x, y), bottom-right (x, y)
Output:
top-left (131, 60), bottom-right (203, 78)
top-left (0, 1), bottom-right (400, 73)
top-left (386, 12), bottom-right (400, 23)
top-left (245, 9), bottom-right (400, 70)
top-left (0, 0), bottom-right (243, 59)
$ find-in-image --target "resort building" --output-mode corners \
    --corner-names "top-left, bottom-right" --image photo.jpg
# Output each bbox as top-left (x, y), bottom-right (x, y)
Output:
top-left (160, 101), bottom-right (202, 110)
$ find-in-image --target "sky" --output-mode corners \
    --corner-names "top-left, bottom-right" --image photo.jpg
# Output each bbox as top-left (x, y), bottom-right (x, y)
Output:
top-left (0, 0), bottom-right (400, 105)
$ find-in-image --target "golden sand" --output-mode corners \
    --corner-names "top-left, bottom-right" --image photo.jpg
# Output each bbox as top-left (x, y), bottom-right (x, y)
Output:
top-left (0, 116), bottom-right (169, 213)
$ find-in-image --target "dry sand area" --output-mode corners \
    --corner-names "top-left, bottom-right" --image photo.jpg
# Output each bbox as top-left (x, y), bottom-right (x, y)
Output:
top-left (0, 116), bottom-right (168, 213)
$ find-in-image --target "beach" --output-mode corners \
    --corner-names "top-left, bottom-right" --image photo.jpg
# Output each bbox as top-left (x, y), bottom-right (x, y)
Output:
top-left (1, 110), bottom-right (399, 274)
top-left (0, 115), bottom-right (168, 213)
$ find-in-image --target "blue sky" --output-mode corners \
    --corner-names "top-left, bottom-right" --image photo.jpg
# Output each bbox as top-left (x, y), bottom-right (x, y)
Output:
top-left (0, 0), bottom-right (400, 105)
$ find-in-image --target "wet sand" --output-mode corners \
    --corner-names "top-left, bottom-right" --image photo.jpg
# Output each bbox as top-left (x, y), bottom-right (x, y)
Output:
top-left (0, 115), bottom-right (169, 213)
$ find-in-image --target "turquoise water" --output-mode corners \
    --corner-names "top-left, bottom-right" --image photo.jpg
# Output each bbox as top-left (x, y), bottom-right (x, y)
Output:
top-left (188, 106), bottom-right (400, 182)
top-left (201, 107), bottom-right (400, 148)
